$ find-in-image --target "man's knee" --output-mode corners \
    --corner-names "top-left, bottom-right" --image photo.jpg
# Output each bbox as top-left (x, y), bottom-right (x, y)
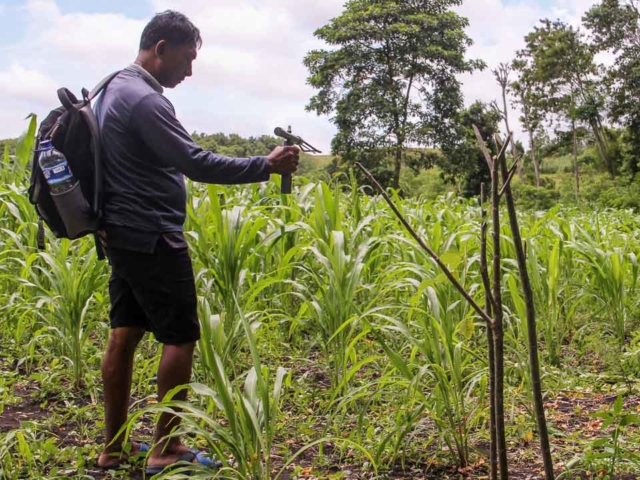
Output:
top-left (161, 341), bottom-right (196, 360)
top-left (107, 327), bottom-right (145, 355)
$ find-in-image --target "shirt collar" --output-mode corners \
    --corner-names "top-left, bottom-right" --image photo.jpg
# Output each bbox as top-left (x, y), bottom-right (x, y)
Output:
top-left (126, 63), bottom-right (164, 94)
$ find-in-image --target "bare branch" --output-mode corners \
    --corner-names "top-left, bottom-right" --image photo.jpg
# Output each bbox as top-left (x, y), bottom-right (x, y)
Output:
top-left (473, 125), bottom-right (494, 171)
top-left (355, 162), bottom-right (494, 326)
top-left (480, 183), bottom-right (496, 316)
top-left (495, 133), bottom-right (513, 164)
top-left (499, 159), bottom-right (520, 198)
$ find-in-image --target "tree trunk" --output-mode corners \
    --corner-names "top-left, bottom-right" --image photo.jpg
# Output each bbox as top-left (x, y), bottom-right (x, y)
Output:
top-left (520, 97), bottom-right (540, 187)
top-left (574, 74), bottom-right (610, 176)
top-left (572, 118), bottom-right (580, 199)
top-left (393, 145), bottom-right (402, 190)
top-left (528, 128), bottom-right (540, 187)
top-left (590, 119), bottom-right (613, 177)
top-left (596, 116), bottom-right (610, 151)
top-left (492, 326), bottom-right (508, 480)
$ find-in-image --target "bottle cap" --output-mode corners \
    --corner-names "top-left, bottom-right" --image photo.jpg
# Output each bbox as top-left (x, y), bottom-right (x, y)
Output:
top-left (39, 140), bottom-right (53, 150)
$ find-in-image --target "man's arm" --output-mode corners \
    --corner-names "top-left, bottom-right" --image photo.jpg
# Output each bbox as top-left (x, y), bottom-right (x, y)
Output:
top-left (130, 93), bottom-right (274, 184)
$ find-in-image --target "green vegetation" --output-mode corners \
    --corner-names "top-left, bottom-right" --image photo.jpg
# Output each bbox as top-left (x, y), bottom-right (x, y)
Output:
top-left (2, 119), bottom-right (640, 479)
top-left (4, 0), bottom-right (640, 478)
top-left (304, 0), bottom-right (483, 190)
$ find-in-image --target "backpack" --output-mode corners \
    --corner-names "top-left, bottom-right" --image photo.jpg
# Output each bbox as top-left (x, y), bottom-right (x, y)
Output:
top-left (29, 71), bottom-right (120, 257)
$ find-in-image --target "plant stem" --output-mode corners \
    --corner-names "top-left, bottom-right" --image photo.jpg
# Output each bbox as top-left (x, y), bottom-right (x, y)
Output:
top-left (481, 183), bottom-right (498, 480)
top-left (489, 141), bottom-right (509, 480)
top-left (354, 163), bottom-right (493, 327)
top-left (497, 141), bottom-right (555, 480)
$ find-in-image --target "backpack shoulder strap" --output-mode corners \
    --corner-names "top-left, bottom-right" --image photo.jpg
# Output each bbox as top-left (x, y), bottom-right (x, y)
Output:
top-left (88, 71), bottom-right (121, 101)
top-left (78, 102), bottom-right (103, 216)
top-left (78, 70), bottom-right (120, 215)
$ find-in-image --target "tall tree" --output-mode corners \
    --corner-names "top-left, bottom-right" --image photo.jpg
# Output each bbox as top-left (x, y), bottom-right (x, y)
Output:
top-left (511, 60), bottom-right (546, 187)
top-left (491, 63), bottom-right (525, 181)
top-left (439, 101), bottom-right (501, 197)
top-left (584, 0), bottom-right (640, 176)
top-left (517, 20), bottom-right (613, 177)
top-left (304, 0), bottom-right (483, 189)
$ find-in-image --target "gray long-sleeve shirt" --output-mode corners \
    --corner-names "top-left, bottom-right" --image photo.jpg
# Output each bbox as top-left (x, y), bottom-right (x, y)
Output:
top-left (95, 65), bottom-right (270, 251)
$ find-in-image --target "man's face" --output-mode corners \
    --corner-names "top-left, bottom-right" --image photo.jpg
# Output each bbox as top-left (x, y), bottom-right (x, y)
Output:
top-left (156, 41), bottom-right (197, 88)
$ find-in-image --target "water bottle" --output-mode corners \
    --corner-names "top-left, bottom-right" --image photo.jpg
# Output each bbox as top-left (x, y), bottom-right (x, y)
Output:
top-left (38, 140), bottom-right (78, 194)
top-left (37, 139), bottom-right (95, 238)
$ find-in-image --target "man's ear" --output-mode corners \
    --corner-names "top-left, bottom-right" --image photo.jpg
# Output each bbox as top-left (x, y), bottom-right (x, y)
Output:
top-left (155, 40), bottom-right (167, 58)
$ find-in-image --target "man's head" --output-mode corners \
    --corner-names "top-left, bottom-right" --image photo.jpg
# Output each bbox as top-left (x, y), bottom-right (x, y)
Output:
top-left (137, 11), bottom-right (201, 88)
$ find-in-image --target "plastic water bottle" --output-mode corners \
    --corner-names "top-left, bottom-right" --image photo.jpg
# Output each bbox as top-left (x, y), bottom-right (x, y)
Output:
top-left (38, 140), bottom-right (78, 194)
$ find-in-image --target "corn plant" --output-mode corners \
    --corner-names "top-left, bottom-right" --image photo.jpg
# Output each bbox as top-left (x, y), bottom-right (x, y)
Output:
top-left (187, 184), bottom-right (270, 359)
top-left (128, 301), bottom-right (275, 479)
top-left (354, 191), bottom-right (488, 472)
top-left (18, 239), bottom-right (108, 388)
top-left (299, 185), bottom-right (376, 393)
top-left (569, 225), bottom-right (638, 349)
top-left (382, 268), bottom-right (486, 469)
top-left (0, 114), bottom-right (41, 260)
top-left (0, 429), bottom-right (35, 479)
top-left (0, 114), bottom-right (36, 187)
top-left (0, 185), bottom-right (40, 259)
top-left (0, 427), bottom-right (63, 480)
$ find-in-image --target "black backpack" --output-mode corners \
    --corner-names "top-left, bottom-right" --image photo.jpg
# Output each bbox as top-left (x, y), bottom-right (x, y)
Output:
top-left (29, 71), bottom-right (120, 256)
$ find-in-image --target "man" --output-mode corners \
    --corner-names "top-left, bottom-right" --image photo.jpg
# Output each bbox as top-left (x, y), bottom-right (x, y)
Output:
top-left (94, 10), bottom-right (299, 473)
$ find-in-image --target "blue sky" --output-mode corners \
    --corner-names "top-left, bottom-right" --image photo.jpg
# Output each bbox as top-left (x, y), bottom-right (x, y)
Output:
top-left (1, 0), bottom-right (152, 18)
top-left (0, 0), bottom-right (599, 149)
top-left (55, 0), bottom-right (152, 16)
top-left (0, 0), bottom-right (151, 45)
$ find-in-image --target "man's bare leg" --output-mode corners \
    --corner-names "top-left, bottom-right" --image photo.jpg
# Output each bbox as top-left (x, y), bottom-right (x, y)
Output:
top-left (147, 341), bottom-right (196, 468)
top-left (98, 327), bottom-right (145, 468)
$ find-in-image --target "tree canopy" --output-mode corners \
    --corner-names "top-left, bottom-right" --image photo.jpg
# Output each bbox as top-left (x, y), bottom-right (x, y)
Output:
top-left (304, 0), bottom-right (483, 189)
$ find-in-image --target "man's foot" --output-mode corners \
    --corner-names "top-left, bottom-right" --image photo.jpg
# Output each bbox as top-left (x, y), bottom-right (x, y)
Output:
top-left (146, 442), bottom-right (194, 470)
top-left (97, 440), bottom-right (149, 469)
top-left (146, 448), bottom-right (222, 475)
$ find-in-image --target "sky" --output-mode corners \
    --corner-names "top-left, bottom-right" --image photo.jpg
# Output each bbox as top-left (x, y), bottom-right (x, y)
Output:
top-left (0, 0), bottom-right (601, 153)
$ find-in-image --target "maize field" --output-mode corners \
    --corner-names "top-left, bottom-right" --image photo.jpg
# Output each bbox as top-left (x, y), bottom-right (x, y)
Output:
top-left (1, 118), bottom-right (640, 479)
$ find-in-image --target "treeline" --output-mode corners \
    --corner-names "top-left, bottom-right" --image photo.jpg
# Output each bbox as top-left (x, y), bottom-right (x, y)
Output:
top-left (5, 0), bottom-right (640, 208)
top-left (3, 133), bottom-right (286, 159)
top-left (509, 1), bottom-right (640, 187)
top-left (191, 131), bottom-right (331, 180)
top-left (302, 0), bottom-right (640, 203)
top-left (191, 132), bottom-right (280, 158)
top-left (0, 138), bottom-right (17, 156)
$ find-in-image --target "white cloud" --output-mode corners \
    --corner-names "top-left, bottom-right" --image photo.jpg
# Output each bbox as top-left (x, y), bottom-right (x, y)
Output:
top-left (0, 63), bottom-right (58, 139)
top-left (148, 0), bottom-right (342, 101)
top-left (38, 13), bottom-right (142, 62)
top-left (22, 0), bottom-right (144, 67)
top-left (0, 63), bottom-right (57, 104)
top-left (0, 0), bottom-right (607, 151)
top-left (456, 0), bottom-right (600, 141)
top-left (25, 0), bottom-right (59, 17)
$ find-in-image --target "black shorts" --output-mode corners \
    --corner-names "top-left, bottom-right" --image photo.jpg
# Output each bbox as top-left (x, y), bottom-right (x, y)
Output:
top-left (106, 237), bottom-right (200, 345)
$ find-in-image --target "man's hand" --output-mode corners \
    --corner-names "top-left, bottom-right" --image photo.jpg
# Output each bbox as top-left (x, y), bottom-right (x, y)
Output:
top-left (267, 146), bottom-right (299, 175)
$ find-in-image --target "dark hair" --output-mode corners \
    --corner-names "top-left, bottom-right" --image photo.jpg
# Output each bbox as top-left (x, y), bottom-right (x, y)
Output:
top-left (139, 10), bottom-right (202, 51)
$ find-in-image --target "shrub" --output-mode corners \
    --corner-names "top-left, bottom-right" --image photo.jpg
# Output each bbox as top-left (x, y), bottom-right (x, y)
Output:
top-left (511, 182), bottom-right (560, 210)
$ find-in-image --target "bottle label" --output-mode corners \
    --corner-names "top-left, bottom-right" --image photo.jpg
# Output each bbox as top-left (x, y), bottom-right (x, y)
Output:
top-left (42, 161), bottom-right (73, 185)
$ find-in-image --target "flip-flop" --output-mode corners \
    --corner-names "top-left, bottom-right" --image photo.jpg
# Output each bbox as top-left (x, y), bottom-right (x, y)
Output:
top-left (188, 448), bottom-right (223, 469)
top-left (98, 442), bottom-right (150, 470)
top-left (146, 449), bottom-right (222, 476)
